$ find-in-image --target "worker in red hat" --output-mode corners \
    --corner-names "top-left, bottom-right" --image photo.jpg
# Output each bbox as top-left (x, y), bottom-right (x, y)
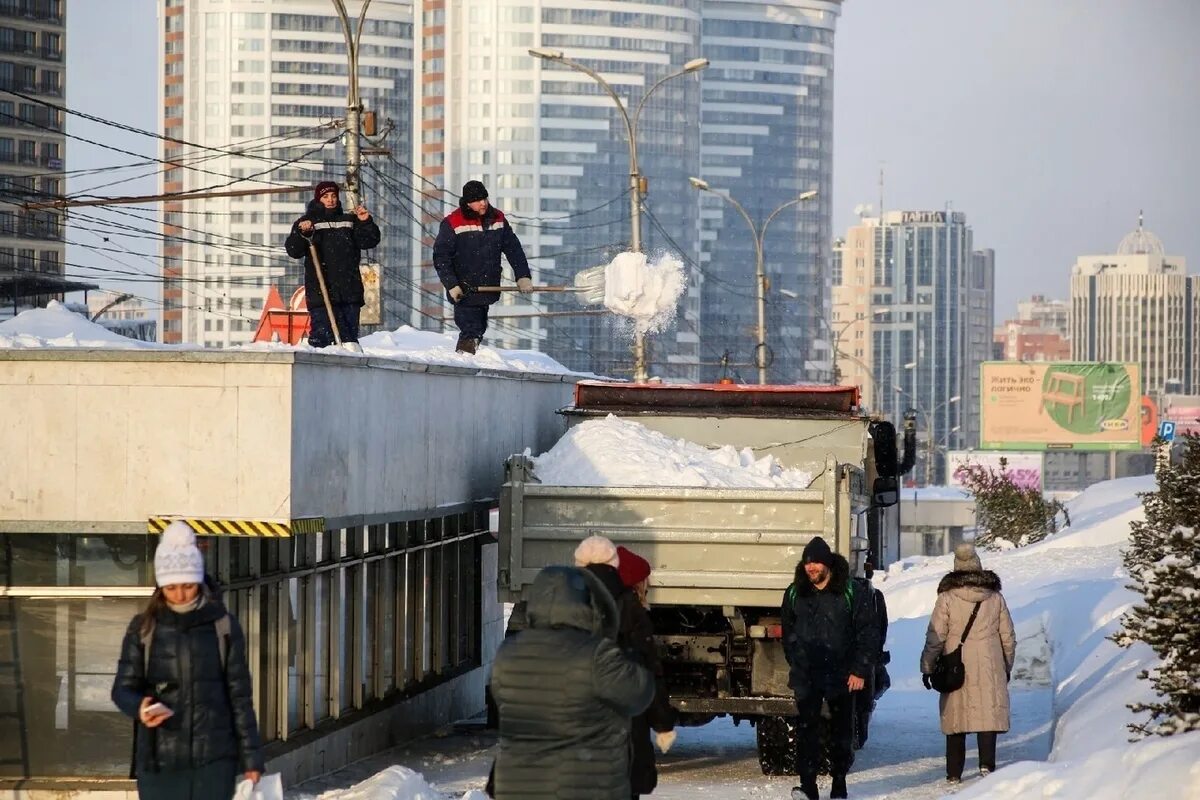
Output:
top-left (615, 546), bottom-right (679, 799)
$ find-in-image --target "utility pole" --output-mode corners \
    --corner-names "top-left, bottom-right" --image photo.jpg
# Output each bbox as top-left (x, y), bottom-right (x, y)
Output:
top-left (331, 0), bottom-right (371, 209)
top-left (530, 49), bottom-right (708, 383)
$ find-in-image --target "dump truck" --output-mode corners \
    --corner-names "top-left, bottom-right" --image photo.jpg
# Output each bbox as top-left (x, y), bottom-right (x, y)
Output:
top-left (497, 381), bottom-right (915, 775)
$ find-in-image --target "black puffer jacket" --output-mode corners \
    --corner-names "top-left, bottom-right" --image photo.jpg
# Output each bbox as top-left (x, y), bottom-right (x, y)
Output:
top-left (111, 599), bottom-right (264, 776)
top-left (284, 197), bottom-right (381, 306)
top-left (781, 554), bottom-right (879, 701)
top-left (490, 566), bottom-right (655, 800)
top-left (432, 202), bottom-right (530, 306)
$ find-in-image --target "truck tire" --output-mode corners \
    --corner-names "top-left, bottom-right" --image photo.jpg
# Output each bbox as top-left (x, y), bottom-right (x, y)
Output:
top-left (755, 715), bottom-right (801, 776)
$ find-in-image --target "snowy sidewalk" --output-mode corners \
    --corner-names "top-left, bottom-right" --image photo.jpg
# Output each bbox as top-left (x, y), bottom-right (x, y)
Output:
top-left (288, 688), bottom-right (1051, 799)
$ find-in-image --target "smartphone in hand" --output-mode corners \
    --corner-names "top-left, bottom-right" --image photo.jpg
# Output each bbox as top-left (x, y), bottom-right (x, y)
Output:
top-left (144, 701), bottom-right (174, 718)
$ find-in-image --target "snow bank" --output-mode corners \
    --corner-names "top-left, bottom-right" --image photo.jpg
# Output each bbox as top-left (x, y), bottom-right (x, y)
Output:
top-left (532, 415), bottom-right (814, 488)
top-left (876, 475), bottom-right (1200, 800)
top-left (0, 300), bottom-right (161, 349)
top-left (235, 328), bottom-right (582, 374)
top-left (602, 251), bottom-right (685, 334)
top-left (311, 766), bottom-right (488, 800)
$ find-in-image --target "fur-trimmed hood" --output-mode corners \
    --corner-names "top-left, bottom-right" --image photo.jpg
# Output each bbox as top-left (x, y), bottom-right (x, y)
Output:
top-left (792, 552), bottom-right (851, 598)
top-left (937, 569), bottom-right (1002, 596)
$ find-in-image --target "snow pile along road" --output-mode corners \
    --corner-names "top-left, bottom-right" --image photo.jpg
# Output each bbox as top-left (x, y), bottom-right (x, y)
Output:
top-left (602, 251), bottom-right (686, 334)
top-left (532, 415), bottom-right (813, 488)
top-left (877, 474), bottom-right (1200, 800)
top-left (310, 765), bottom-right (487, 800)
top-left (0, 300), bottom-right (161, 349)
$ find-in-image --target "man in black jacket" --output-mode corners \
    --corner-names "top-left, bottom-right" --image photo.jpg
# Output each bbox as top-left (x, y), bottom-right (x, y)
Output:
top-left (432, 180), bottom-right (531, 354)
top-left (284, 181), bottom-right (381, 349)
top-left (782, 537), bottom-right (879, 800)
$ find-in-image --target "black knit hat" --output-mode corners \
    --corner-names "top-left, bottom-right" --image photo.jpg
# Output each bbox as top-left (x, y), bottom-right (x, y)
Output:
top-left (314, 180), bottom-right (339, 201)
top-left (461, 180), bottom-right (488, 203)
top-left (802, 536), bottom-right (835, 569)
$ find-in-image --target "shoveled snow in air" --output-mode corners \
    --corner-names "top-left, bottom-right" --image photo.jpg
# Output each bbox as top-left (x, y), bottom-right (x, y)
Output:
top-left (602, 251), bottom-right (686, 334)
top-left (0, 300), bottom-right (164, 349)
top-left (531, 414), bottom-right (814, 488)
top-left (0, 303), bottom-right (585, 375)
top-left (289, 474), bottom-right (1200, 800)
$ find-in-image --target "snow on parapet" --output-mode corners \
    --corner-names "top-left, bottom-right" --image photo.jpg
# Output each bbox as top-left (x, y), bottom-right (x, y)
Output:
top-left (0, 300), bottom-right (160, 349)
top-left (0, 304), bottom-right (584, 376)
top-left (602, 251), bottom-right (686, 334)
top-left (531, 414), bottom-right (814, 488)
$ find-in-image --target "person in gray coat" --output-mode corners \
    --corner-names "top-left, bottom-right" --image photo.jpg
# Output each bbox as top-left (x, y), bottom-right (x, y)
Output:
top-left (489, 565), bottom-right (656, 800)
top-left (919, 543), bottom-right (1016, 784)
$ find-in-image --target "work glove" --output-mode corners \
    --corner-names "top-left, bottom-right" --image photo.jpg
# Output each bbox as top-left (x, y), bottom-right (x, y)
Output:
top-left (448, 286), bottom-right (464, 303)
top-left (655, 729), bottom-right (676, 754)
top-left (922, 673), bottom-right (934, 691)
top-left (516, 277), bottom-right (534, 294)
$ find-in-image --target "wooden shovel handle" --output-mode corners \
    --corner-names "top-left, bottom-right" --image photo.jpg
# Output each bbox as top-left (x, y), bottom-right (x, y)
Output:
top-left (471, 285), bottom-right (579, 292)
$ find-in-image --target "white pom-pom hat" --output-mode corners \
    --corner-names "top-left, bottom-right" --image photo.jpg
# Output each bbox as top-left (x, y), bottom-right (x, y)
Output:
top-left (573, 535), bottom-right (620, 569)
top-left (154, 521), bottom-right (205, 587)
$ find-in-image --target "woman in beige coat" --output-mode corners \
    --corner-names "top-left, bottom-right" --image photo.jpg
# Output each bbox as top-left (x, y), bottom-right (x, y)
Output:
top-left (919, 543), bottom-right (1016, 784)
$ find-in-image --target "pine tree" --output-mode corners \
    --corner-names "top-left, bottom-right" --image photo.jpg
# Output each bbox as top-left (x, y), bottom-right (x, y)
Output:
top-left (1122, 436), bottom-right (1200, 579)
top-left (1114, 433), bottom-right (1200, 737)
top-left (957, 457), bottom-right (1068, 548)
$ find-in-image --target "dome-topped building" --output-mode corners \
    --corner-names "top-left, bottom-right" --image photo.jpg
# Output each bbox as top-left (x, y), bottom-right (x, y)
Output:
top-left (1116, 211), bottom-right (1166, 256)
top-left (1071, 211), bottom-right (1196, 396)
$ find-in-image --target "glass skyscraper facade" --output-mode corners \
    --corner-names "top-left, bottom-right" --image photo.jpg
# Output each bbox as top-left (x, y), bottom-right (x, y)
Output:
top-left (697, 0), bottom-right (840, 383)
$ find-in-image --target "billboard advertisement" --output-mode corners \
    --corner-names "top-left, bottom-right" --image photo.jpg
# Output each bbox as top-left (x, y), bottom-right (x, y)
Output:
top-left (980, 362), bottom-right (1141, 451)
top-left (1161, 395), bottom-right (1200, 437)
top-left (947, 451), bottom-right (1043, 492)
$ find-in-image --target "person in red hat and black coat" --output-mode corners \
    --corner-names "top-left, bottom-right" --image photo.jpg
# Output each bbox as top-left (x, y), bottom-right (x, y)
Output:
top-left (616, 545), bottom-right (678, 799)
top-left (432, 180), bottom-right (532, 354)
top-left (284, 181), bottom-right (380, 348)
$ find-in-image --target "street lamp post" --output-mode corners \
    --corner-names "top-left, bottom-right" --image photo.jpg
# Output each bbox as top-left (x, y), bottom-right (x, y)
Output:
top-left (531, 49), bottom-right (709, 383)
top-left (330, 0), bottom-right (372, 209)
top-left (688, 177), bottom-right (817, 384)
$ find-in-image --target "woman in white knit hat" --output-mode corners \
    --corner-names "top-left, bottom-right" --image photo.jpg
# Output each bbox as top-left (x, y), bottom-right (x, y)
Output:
top-left (111, 521), bottom-right (264, 799)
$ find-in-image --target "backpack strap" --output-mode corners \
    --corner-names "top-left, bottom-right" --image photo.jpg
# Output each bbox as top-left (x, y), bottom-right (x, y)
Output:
top-left (215, 614), bottom-right (231, 670)
top-left (140, 620), bottom-right (155, 677)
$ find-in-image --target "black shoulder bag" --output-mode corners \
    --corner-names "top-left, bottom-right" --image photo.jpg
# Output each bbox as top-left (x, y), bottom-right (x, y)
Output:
top-left (930, 600), bottom-right (982, 694)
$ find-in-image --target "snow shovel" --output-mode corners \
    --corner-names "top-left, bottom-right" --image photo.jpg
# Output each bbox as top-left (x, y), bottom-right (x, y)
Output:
top-left (302, 233), bottom-right (342, 346)
top-left (470, 264), bottom-right (607, 305)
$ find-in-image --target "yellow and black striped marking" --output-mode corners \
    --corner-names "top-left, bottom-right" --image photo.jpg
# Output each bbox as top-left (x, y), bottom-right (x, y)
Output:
top-left (148, 517), bottom-right (326, 538)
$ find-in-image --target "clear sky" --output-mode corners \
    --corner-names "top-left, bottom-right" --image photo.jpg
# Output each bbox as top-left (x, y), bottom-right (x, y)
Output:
top-left (65, 0), bottom-right (158, 304)
top-left (833, 0), bottom-right (1200, 320)
top-left (65, 1), bottom-right (1200, 321)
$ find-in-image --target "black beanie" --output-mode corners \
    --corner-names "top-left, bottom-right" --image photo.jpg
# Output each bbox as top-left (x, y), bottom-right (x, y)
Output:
top-left (461, 180), bottom-right (488, 203)
top-left (802, 537), bottom-right (834, 569)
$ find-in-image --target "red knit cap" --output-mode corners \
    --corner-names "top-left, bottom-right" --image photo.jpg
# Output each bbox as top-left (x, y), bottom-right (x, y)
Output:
top-left (616, 546), bottom-right (651, 587)
top-left (314, 181), bottom-right (339, 200)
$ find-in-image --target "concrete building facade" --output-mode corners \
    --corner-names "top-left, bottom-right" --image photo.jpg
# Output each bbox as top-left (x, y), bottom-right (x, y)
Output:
top-left (1070, 216), bottom-right (1197, 396)
top-left (994, 294), bottom-right (1071, 362)
top-left (157, 1), bottom-right (413, 347)
top-left (0, 0), bottom-right (66, 319)
top-left (833, 210), bottom-right (995, 483)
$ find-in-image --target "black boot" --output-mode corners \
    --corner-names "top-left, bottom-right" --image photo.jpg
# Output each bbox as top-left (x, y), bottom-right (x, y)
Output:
top-left (456, 336), bottom-right (477, 354)
top-left (791, 775), bottom-right (819, 800)
top-left (831, 774), bottom-right (848, 799)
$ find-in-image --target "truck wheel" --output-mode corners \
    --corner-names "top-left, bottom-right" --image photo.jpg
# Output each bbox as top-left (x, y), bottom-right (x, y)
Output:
top-left (755, 715), bottom-right (801, 776)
